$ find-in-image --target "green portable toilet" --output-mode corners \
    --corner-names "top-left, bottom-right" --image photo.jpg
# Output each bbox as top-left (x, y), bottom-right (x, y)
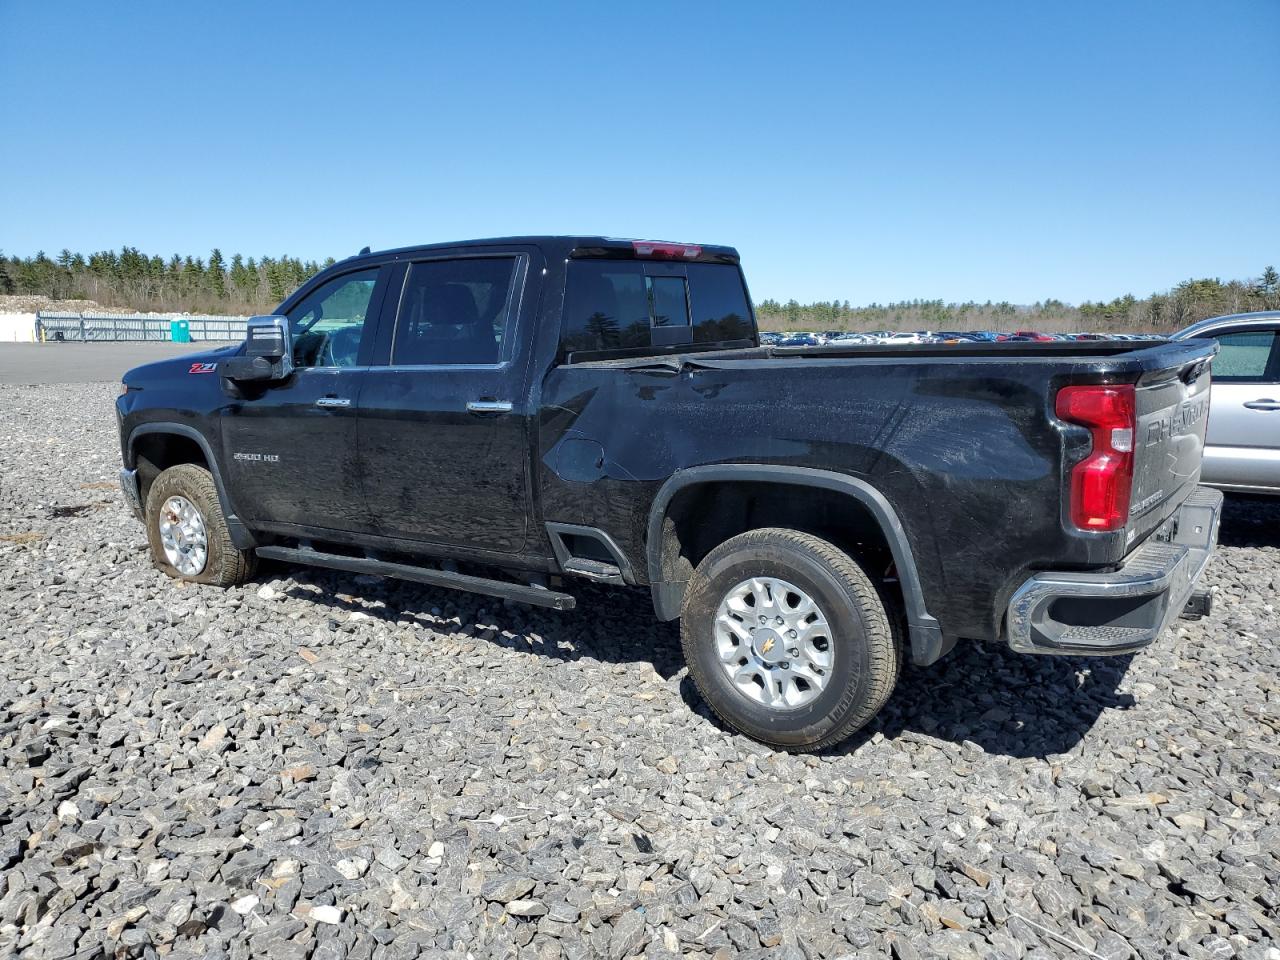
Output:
top-left (170, 319), bottom-right (191, 343)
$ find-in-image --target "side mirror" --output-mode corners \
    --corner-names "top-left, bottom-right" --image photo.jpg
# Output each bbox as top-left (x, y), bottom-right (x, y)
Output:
top-left (221, 315), bottom-right (294, 382)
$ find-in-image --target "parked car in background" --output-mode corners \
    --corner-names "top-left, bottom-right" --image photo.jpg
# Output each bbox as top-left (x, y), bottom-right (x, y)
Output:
top-left (1175, 312), bottom-right (1280, 494)
top-left (777, 333), bottom-right (822, 347)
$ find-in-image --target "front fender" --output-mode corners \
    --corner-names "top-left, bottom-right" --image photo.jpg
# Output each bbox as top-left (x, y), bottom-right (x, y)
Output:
top-left (126, 422), bottom-right (257, 550)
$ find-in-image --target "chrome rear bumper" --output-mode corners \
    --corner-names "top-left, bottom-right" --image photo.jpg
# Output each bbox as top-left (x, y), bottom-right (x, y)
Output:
top-left (1006, 486), bottom-right (1222, 655)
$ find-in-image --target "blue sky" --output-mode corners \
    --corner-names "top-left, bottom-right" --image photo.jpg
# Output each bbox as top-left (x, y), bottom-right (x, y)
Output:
top-left (2, 1), bottom-right (1277, 305)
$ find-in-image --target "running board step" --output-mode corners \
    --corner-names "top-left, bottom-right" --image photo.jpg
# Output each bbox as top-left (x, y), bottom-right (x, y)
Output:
top-left (561, 557), bottom-right (624, 583)
top-left (254, 546), bottom-right (577, 611)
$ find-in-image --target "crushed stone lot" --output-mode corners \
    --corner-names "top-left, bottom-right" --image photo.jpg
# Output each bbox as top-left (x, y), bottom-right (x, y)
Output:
top-left (1, 381), bottom-right (1278, 960)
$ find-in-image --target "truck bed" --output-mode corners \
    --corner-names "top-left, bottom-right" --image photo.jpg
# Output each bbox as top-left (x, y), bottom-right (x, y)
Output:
top-left (569, 337), bottom-right (1203, 369)
top-left (547, 336), bottom-right (1216, 644)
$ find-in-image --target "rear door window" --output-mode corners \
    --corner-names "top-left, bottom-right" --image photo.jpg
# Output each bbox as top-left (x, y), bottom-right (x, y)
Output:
top-left (1212, 330), bottom-right (1278, 383)
top-left (391, 257), bottom-right (519, 366)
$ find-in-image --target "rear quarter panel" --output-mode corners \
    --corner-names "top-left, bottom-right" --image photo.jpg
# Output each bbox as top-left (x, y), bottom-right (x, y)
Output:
top-left (540, 355), bottom-right (1095, 641)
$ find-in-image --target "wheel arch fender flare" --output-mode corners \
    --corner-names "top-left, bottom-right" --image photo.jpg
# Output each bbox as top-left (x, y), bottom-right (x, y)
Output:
top-left (645, 464), bottom-right (949, 665)
top-left (126, 422), bottom-right (257, 549)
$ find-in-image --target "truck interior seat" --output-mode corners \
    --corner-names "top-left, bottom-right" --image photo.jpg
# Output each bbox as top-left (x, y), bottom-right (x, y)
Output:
top-left (396, 282), bottom-right (498, 365)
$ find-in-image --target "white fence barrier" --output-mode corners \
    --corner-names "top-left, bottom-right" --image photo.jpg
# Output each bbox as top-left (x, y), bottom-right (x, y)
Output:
top-left (0, 313), bottom-right (38, 342)
top-left (34, 312), bottom-right (248, 343)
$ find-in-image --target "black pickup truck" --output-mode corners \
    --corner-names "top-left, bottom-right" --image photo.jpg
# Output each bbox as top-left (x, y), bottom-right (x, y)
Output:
top-left (116, 236), bottom-right (1221, 750)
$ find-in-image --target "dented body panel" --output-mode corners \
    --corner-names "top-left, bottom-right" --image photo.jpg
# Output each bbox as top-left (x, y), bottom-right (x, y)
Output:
top-left (537, 339), bottom-right (1216, 643)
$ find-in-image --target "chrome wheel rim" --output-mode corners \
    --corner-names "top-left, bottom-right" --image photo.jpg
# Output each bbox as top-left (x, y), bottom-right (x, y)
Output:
top-left (158, 495), bottom-right (207, 576)
top-left (714, 577), bottom-right (833, 710)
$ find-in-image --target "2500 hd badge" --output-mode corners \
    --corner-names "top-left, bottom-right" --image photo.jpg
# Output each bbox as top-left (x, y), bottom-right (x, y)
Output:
top-left (232, 452), bottom-right (279, 463)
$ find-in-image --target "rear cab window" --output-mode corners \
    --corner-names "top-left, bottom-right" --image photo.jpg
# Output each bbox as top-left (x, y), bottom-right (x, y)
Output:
top-left (561, 260), bottom-right (755, 360)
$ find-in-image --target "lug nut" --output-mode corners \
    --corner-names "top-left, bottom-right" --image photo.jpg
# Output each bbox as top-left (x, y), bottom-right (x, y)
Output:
top-left (779, 661), bottom-right (790, 669)
top-left (787, 647), bottom-right (798, 657)
top-left (775, 617), bottom-right (784, 625)
top-left (759, 615), bottom-right (768, 624)
top-left (787, 629), bottom-right (798, 639)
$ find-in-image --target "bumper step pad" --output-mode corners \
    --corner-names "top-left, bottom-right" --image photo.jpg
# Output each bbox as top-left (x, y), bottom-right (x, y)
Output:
top-left (1006, 486), bottom-right (1222, 656)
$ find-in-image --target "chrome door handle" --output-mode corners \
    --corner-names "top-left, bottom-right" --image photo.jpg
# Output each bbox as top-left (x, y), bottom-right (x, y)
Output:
top-left (1243, 398), bottom-right (1280, 411)
top-left (466, 400), bottom-right (513, 414)
top-left (315, 397), bottom-right (351, 408)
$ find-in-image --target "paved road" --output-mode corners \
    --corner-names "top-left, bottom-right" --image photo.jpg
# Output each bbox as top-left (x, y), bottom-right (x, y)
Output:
top-left (0, 342), bottom-right (224, 384)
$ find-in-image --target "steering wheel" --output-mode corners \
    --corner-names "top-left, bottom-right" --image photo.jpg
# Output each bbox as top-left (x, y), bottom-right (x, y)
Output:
top-left (321, 326), bottom-right (362, 367)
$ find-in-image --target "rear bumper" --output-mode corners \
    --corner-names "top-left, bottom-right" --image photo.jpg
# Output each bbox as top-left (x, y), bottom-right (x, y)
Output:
top-left (119, 467), bottom-right (143, 521)
top-left (1006, 486), bottom-right (1222, 656)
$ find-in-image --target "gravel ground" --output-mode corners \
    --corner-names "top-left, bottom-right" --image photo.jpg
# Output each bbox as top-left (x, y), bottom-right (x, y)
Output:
top-left (1, 383), bottom-right (1277, 960)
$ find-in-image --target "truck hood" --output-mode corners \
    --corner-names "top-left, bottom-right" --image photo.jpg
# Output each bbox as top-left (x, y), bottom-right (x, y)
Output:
top-left (122, 342), bottom-right (241, 388)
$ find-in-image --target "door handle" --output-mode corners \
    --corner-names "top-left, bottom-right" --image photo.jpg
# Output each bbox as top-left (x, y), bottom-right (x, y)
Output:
top-left (466, 400), bottom-right (514, 414)
top-left (315, 397), bottom-right (351, 408)
top-left (1243, 398), bottom-right (1280, 411)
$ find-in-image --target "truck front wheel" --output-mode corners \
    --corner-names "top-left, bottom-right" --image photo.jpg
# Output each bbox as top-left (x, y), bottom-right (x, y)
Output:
top-left (680, 528), bottom-right (900, 752)
top-left (144, 464), bottom-right (255, 587)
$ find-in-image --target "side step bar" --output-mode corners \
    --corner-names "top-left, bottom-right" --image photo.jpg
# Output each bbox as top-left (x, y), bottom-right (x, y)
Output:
top-left (561, 557), bottom-right (624, 584)
top-left (255, 546), bottom-right (577, 611)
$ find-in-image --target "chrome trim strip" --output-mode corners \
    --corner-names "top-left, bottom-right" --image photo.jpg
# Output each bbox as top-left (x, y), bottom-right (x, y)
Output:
top-left (466, 400), bottom-right (514, 414)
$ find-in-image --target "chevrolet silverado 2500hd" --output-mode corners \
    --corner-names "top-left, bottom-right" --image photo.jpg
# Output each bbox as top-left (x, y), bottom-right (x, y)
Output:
top-left (116, 237), bottom-right (1221, 750)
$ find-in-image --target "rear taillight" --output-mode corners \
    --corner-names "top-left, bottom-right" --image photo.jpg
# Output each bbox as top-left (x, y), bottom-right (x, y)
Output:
top-left (1056, 384), bottom-right (1136, 531)
top-left (632, 240), bottom-right (701, 259)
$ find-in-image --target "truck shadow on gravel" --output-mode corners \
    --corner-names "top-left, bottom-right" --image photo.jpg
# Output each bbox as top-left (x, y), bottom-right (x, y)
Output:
top-left (1216, 493), bottom-right (1280, 548)
top-left (278, 566), bottom-right (1131, 761)
top-left (675, 645), bottom-right (1140, 761)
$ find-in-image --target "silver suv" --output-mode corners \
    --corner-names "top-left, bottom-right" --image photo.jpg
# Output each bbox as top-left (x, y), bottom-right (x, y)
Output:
top-left (1175, 312), bottom-right (1280, 494)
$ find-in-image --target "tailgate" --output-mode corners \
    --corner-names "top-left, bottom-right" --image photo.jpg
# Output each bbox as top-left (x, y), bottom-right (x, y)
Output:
top-left (1127, 348), bottom-right (1213, 545)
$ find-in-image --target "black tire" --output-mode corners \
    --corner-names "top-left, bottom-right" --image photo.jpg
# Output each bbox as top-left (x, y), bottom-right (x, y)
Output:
top-left (145, 464), bottom-right (255, 587)
top-left (680, 528), bottom-right (899, 751)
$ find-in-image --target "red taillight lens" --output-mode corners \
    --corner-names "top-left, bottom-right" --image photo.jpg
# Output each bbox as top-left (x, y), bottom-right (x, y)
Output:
top-left (1056, 384), bottom-right (1136, 531)
top-left (632, 240), bottom-right (701, 259)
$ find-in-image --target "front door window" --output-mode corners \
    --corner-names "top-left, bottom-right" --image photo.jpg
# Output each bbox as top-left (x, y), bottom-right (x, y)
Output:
top-left (286, 269), bottom-right (380, 368)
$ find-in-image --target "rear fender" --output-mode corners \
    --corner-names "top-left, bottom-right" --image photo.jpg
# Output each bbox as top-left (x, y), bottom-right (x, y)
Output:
top-left (646, 464), bottom-right (948, 664)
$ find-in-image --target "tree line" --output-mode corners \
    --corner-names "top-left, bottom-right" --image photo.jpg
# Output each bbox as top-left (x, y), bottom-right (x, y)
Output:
top-left (756, 266), bottom-right (1279, 333)
top-left (1, 246), bottom-right (1276, 333)
top-left (0, 247), bottom-right (337, 315)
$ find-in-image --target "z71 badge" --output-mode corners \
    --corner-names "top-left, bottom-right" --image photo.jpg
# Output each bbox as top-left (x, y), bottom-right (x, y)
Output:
top-left (188, 362), bottom-right (218, 375)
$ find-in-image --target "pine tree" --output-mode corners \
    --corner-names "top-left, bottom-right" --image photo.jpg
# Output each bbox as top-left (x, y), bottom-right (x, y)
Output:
top-left (1259, 265), bottom-right (1279, 294)
top-left (208, 248), bottom-right (226, 297)
top-left (1258, 266), bottom-right (1280, 309)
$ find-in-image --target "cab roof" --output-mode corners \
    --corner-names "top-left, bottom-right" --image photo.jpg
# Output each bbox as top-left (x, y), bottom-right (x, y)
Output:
top-left (340, 236), bottom-right (741, 266)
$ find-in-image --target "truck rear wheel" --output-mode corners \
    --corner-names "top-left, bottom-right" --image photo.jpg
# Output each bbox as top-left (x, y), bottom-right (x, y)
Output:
top-left (145, 464), bottom-right (255, 587)
top-left (680, 528), bottom-right (899, 752)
